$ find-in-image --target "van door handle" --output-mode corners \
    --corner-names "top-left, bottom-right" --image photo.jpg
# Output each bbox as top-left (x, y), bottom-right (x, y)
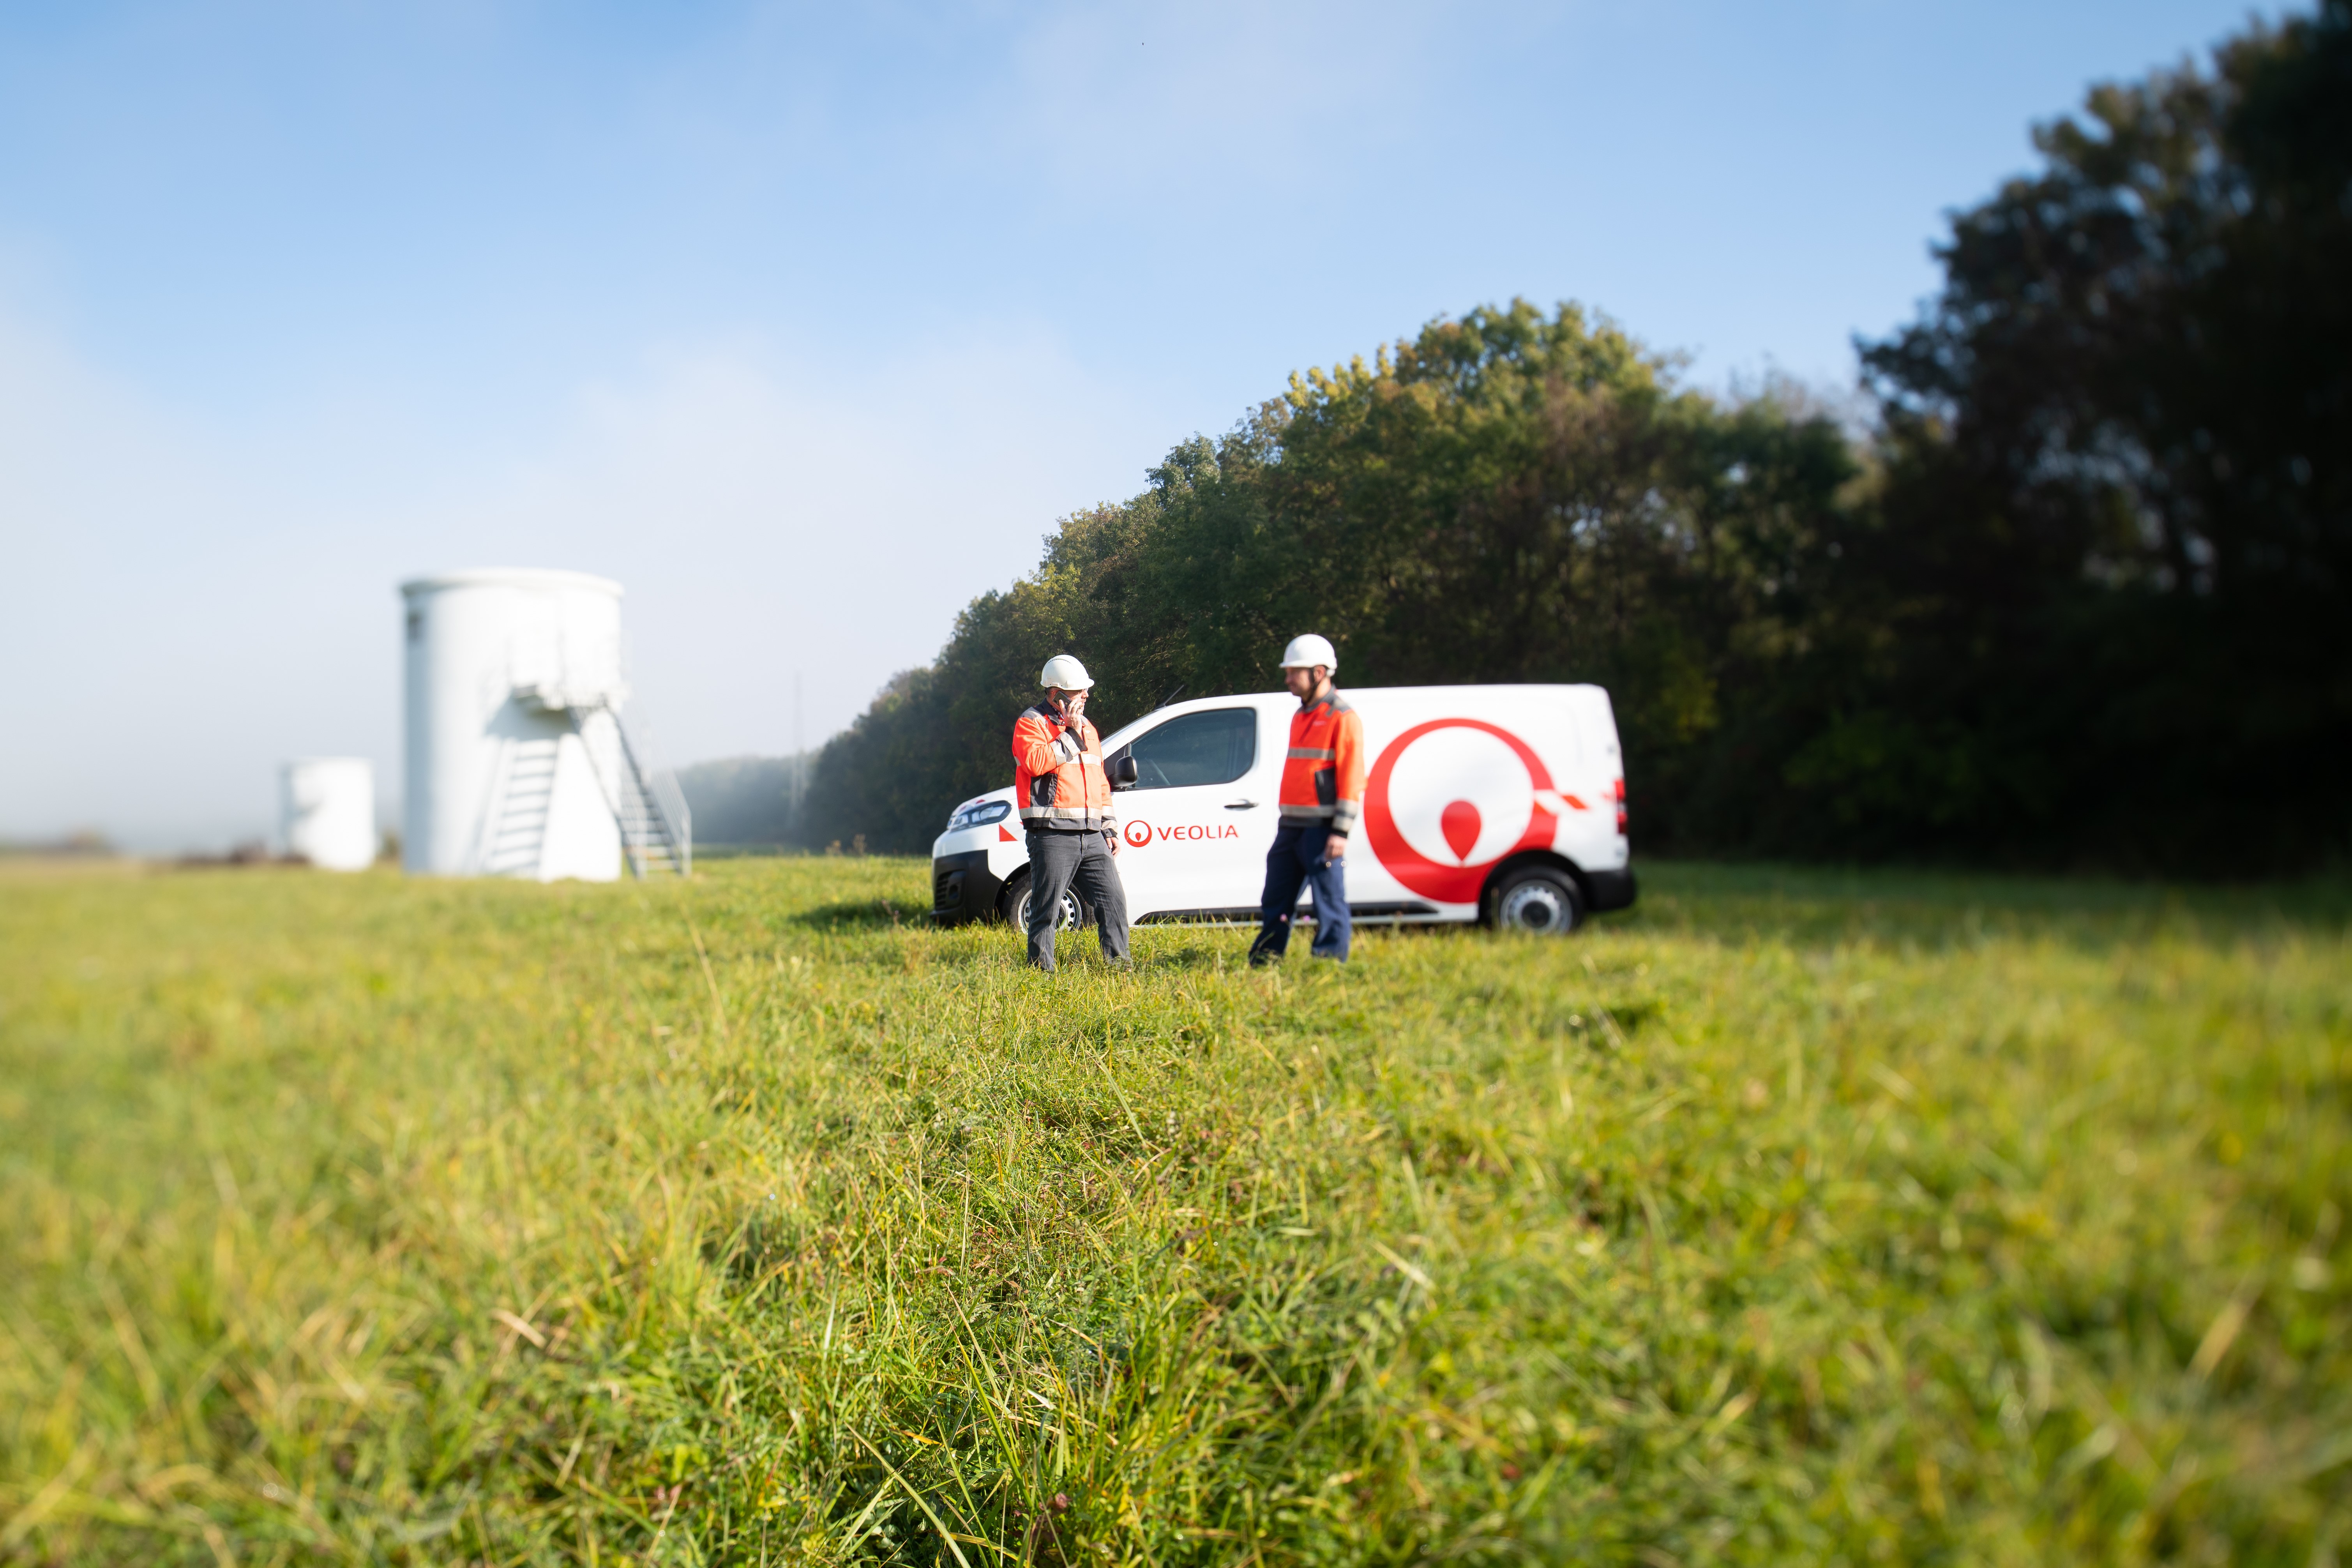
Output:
top-left (1225, 798), bottom-right (1259, 810)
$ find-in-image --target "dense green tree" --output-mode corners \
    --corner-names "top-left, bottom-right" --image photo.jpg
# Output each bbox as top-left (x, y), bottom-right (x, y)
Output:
top-left (803, 305), bottom-right (1852, 855)
top-left (1848, 0), bottom-right (2350, 867)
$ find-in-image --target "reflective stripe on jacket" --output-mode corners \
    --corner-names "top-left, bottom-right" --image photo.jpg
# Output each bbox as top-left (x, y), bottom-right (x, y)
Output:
top-left (1012, 703), bottom-right (1117, 832)
top-left (1278, 691), bottom-right (1366, 833)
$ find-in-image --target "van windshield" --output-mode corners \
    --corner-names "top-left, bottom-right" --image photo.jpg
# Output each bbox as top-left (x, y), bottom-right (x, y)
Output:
top-left (1118, 708), bottom-right (1257, 789)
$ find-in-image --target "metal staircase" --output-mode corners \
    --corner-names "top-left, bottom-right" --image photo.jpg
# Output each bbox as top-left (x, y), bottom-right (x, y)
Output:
top-left (570, 703), bottom-right (691, 878)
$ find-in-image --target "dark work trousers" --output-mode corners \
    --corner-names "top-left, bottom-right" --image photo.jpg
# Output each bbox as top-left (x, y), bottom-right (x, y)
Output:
top-left (1025, 829), bottom-right (1131, 971)
top-left (1250, 823), bottom-right (1352, 964)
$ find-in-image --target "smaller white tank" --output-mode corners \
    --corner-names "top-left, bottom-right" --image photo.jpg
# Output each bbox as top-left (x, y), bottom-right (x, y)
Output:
top-left (282, 758), bottom-right (377, 871)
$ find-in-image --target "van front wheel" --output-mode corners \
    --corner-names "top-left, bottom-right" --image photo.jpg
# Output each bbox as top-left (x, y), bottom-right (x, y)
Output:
top-left (1003, 869), bottom-right (1087, 933)
top-left (1489, 866), bottom-right (1582, 934)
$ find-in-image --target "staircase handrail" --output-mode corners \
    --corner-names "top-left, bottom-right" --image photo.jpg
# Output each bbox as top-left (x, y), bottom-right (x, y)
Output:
top-left (607, 705), bottom-right (693, 876)
top-left (558, 701), bottom-right (691, 878)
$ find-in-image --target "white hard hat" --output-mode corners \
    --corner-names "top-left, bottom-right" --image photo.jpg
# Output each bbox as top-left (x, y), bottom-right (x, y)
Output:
top-left (1278, 633), bottom-right (1338, 672)
top-left (1040, 653), bottom-right (1094, 691)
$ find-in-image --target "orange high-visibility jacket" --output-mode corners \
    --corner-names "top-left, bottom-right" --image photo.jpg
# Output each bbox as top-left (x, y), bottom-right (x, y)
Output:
top-left (1278, 690), bottom-right (1366, 835)
top-left (1012, 703), bottom-right (1117, 833)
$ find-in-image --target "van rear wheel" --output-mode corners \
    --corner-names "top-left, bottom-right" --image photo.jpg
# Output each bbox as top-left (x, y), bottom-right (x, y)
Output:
top-left (1489, 865), bottom-right (1582, 934)
top-left (1003, 869), bottom-right (1088, 933)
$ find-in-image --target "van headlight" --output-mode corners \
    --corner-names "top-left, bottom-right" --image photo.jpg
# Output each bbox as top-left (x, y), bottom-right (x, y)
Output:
top-left (946, 799), bottom-right (1012, 832)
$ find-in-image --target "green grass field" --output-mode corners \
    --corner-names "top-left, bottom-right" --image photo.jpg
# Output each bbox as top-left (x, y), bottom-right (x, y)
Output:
top-left (3, 858), bottom-right (2347, 1566)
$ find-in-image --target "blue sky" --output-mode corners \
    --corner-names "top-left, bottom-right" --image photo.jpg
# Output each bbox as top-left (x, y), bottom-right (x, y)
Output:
top-left (0, 0), bottom-right (2285, 848)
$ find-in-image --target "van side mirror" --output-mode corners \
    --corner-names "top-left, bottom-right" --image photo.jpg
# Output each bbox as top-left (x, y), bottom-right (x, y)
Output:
top-left (1108, 752), bottom-right (1138, 789)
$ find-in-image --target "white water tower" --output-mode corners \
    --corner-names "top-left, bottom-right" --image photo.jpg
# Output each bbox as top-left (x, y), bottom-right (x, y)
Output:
top-left (400, 569), bottom-right (689, 881)
top-left (281, 758), bottom-right (376, 871)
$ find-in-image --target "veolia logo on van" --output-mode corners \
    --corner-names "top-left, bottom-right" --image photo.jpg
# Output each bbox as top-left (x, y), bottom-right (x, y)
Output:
top-left (1121, 818), bottom-right (1240, 849)
top-left (1364, 719), bottom-right (1587, 902)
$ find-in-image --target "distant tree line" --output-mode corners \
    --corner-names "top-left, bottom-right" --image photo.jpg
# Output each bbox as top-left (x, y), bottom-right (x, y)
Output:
top-left (798, 3), bottom-right (2347, 874)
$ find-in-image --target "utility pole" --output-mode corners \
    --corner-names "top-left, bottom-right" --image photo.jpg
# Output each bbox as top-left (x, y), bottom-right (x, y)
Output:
top-left (791, 670), bottom-right (804, 837)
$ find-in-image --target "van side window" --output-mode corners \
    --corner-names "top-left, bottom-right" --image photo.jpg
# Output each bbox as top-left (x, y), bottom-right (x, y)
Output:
top-left (1115, 708), bottom-right (1257, 790)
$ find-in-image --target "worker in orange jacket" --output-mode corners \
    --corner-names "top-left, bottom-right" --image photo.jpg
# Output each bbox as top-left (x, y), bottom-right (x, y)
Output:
top-left (1249, 634), bottom-right (1364, 964)
top-left (1012, 653), bottom-right (1130, 971)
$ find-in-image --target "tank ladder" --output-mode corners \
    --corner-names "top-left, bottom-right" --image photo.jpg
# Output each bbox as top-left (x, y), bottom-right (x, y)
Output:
top-left (480, 736), bottom-right (562, 876)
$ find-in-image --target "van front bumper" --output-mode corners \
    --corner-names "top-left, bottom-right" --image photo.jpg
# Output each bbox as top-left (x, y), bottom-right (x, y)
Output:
top-left (931, 851), bottom-right (1005, 927)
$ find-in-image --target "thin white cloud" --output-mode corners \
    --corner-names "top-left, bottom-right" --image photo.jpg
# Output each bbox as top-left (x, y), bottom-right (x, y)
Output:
top-left (1000, 0), bottom-right (1460, 192)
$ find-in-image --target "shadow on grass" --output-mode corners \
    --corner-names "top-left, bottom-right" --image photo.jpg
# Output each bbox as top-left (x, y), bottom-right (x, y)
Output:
top-left (1621, 860), bottom-right (2352, 950)
top-left (788, 898), bottom-right (930, 931)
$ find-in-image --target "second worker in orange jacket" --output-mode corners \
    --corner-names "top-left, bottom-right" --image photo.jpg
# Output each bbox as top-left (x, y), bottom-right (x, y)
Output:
top-left (1250, 633), bottom-right (1363, 964)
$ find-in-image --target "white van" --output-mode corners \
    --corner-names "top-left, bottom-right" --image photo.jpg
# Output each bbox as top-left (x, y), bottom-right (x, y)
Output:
top-left (930, 685), bottom-right (1635, 935)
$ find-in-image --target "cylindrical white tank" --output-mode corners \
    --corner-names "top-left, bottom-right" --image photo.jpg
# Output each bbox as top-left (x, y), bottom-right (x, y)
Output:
top-left (401, 568), bottom-right (629, 881)
top-left (281, 758), bottom-right (376, 871)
